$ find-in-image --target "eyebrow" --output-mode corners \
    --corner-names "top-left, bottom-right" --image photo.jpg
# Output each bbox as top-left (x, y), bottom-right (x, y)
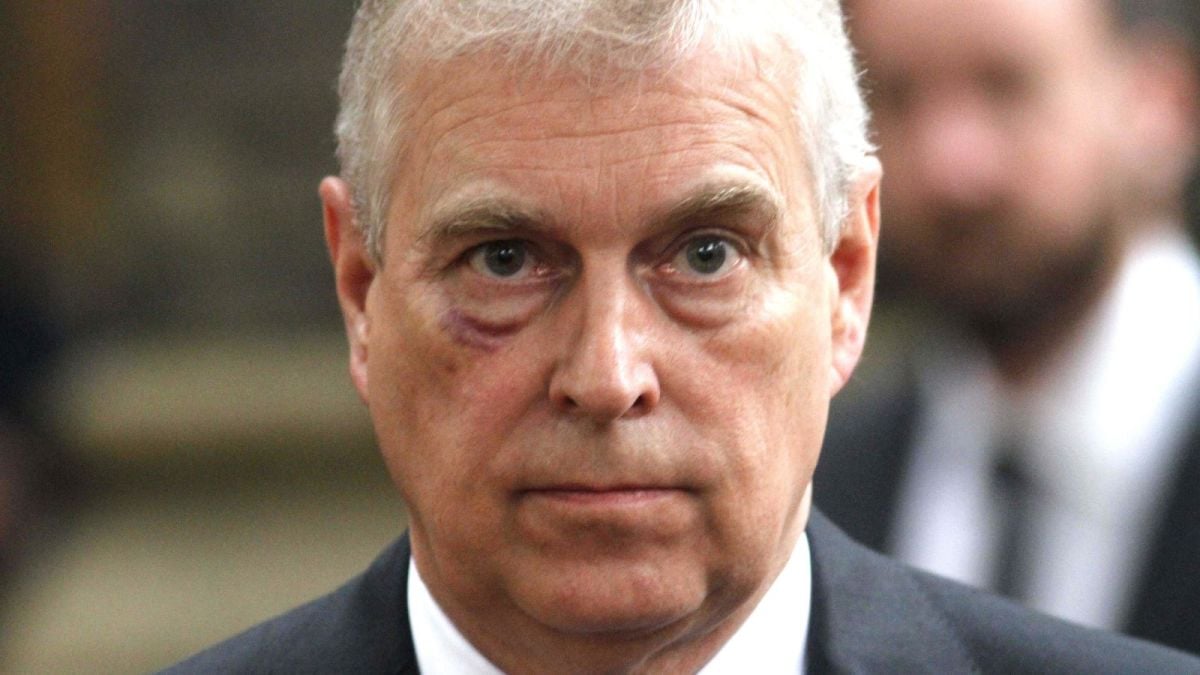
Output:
top-left (417, 180), bottom-right (783, 245)
top-left (648, 182), bottom-right (783, 236)
top-left (418, 198), bottom-right (550, 245)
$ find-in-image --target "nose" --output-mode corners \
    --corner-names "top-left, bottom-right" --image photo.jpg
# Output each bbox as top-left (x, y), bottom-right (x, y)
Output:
top-left (910, 95), bottom-right (1007, 211)
top-left (548, 271), bottom-right (661, 422)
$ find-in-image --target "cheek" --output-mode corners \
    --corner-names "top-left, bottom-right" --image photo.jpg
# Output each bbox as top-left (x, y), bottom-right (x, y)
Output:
top-left (1018, 101), bottom-right (1117, 215)
top-left (369, 297), bottom-right (553, 492)
top-left (735, 275), bottom-right (830, 376)
top-left (679, 291), bottom-right (829, 570)
top-left (1027, 149), bottom-right (1108, 234)
top-left (689, 280), bottom-right (831, 476)
top-left (365, 287), bottom-right (488, 491)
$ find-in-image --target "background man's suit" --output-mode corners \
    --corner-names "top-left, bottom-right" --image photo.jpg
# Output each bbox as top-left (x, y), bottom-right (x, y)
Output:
top-left (164, 512), bottom-right (1197, 673)
top-left (814, 366), bottom-right (1200, 656)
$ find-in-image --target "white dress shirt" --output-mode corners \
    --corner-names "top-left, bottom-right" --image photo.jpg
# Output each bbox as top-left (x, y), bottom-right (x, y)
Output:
top-left (409, 533), bottom-right (811, 674)
top-left (891, 227), bottom-right (1200, 629)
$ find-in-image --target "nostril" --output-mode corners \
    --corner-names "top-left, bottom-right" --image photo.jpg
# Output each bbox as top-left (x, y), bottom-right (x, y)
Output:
top-left (552, 388), bottom-right (651, 420)
top-left (620, 393), bottom-right (658, 419)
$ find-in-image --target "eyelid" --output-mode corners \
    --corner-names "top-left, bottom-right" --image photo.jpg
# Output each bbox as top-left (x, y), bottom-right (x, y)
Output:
top-left (661, 228), bottom-right (750, 261)
top-left (461, 237), bottom-right (569, 283)
top-left (659, 231), bottom-right (747, 280)
top-left (467, 240), bottom-right (530, 280)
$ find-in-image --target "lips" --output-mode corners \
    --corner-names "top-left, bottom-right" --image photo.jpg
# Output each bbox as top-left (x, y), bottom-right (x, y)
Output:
top-left (521, 486), bottom-right (683, 506)
top-left (512, 483), bottom-right (699, 545)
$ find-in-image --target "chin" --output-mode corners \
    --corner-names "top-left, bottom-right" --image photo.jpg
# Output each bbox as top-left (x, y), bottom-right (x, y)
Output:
top-left (513, 559), bottom-right (712, 638)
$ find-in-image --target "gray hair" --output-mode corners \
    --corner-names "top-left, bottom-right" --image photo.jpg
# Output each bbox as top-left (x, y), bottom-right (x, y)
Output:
top-left (334, 0), bottom-right (875, 261)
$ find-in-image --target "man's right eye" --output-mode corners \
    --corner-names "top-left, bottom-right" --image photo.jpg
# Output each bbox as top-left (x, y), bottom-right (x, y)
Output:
top-left (468, 240), bottom-right (533, 279)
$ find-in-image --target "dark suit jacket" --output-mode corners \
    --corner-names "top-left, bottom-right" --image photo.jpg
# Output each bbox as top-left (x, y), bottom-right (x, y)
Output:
top-left (163, 511), bottom-right (1198, 673)
top-left (814, 362), bottom-right (1200, 656)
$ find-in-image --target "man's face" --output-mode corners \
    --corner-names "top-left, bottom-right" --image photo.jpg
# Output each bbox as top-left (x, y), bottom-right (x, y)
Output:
top-left (324, 41), bottom-right (877, 668)
top-left (852, 0), bottom-right (1130, 324)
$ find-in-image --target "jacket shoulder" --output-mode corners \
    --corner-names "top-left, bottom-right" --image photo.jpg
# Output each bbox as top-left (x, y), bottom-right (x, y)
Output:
top-left (806, 512), bottom-right (1200, 673)
top-left (912, 567), bottom-right (1199, 673)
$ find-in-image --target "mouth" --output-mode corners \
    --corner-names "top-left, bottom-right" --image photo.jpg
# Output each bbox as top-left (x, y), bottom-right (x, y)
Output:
top-left (520, 486), bottom-right (684, 507)
top-left (512, 484), bottom-right (699, 545)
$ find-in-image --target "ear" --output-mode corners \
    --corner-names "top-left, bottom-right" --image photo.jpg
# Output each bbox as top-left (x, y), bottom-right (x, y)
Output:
top-left (320, 176), bottom-right (375, 405)
top-left (828, 157), bottom-right (882, 396)
top-left (1120, 28), bottom-right (1199, 207)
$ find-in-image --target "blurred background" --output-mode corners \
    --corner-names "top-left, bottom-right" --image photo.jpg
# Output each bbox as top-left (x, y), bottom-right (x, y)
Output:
top-left (1, 2), bottom-right (406, 671)
top-left (4, 0), bottom-right (1200, 672)
top-left (817, 0), bottom-right (1200, 657)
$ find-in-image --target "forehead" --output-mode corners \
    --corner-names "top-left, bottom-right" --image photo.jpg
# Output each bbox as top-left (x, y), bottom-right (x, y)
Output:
top-left (387, 43), bottom-right (812, 238)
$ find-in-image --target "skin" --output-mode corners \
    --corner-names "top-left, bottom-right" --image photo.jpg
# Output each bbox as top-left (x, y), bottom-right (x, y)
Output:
top-left (322, 39), bottom-right (880, 673)
top-left (851, 0), bottom-right (1144, 379)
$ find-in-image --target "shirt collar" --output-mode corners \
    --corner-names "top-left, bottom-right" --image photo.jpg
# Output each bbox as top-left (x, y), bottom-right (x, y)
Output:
top-left (699, 532), bottom-right (811, 674)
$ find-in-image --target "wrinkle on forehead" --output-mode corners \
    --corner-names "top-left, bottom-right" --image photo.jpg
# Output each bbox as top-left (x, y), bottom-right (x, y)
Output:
top-left (383, 40), bottom-right (818, 256)
top-left (401, 34), bottom-right (799, 151)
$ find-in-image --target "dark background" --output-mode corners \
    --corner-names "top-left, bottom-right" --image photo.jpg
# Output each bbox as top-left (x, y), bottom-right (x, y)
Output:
top-left (2, 4), bottom-right (405, 671)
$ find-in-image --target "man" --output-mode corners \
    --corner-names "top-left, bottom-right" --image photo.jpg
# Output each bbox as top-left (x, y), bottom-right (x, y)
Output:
top-left (817, 0), bottom-right (1200, 655)
top-left (168, 0), bottom-right (1198, 671)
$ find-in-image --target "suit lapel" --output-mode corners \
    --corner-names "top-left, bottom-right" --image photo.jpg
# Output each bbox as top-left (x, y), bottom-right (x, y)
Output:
top-left (1124, 398), bottom-right (1200, 654)
top-left (363, 533), bottom-right (421, 674)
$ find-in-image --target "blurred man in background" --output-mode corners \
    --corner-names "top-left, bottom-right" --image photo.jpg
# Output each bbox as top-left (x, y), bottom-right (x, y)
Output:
top-left (817, 0), bottom-right (1200, 654)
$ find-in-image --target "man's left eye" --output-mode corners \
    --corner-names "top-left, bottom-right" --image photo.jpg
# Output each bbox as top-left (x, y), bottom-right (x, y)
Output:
top-left (468, 240), bottom-right (533, 279)
top-left (672, 235), bottom-right (741, 278)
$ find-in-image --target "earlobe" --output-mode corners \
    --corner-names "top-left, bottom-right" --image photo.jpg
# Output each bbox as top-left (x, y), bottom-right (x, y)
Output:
top-left (828, 159), bottom-right (882, 396)
top-left (320, 176), bottom-right (375, 404)
top-left (1121, 29), bottom-right (1199, 205)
